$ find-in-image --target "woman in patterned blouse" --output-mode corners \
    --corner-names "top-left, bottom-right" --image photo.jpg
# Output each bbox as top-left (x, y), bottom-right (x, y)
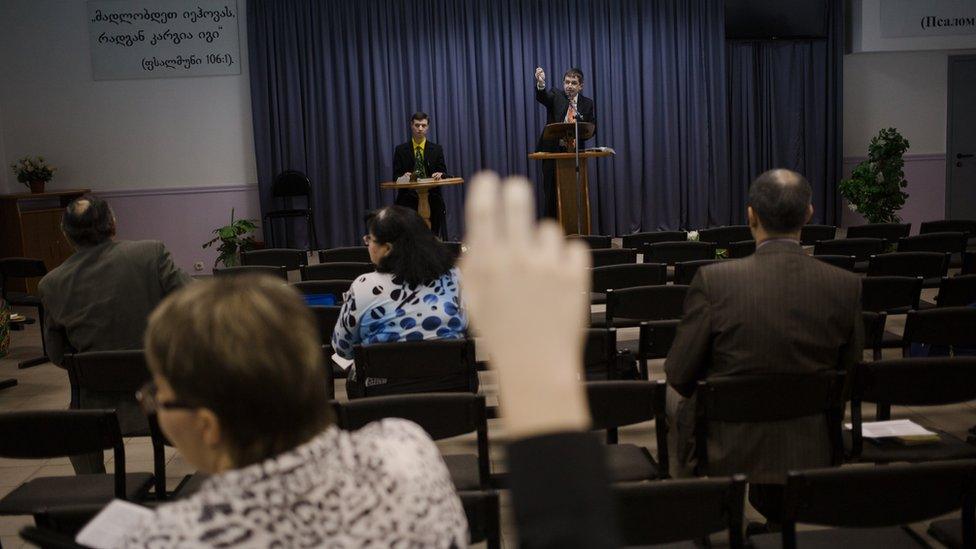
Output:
top-left (120, 275), bottom-right (466, 548)
top-left (332, 205), bottom-right (469, 397)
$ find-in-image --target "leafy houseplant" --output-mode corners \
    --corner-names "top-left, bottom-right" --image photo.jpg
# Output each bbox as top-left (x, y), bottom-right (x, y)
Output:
top-left (10, 156), bottom-right (56, 194)
top-left (203, 209), bottom-right (259, 268)
top-left (839, 128), bottom-right (910, 223)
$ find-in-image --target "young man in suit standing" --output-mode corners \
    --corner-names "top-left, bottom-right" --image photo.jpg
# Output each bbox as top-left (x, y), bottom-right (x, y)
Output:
top-left (534, 67), bottom-right (596, 218)
top-left (392, 112), bottom-right (449, 237)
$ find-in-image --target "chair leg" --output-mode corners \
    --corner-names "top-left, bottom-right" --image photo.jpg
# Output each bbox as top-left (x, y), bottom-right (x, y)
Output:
top-left (18, 356), bottom-right (47, 369)
top-left (36, 304), bottom-right (47, 356)
top-left (306, 213), bottom-right (320, 250)
top-left (0, 378), bottom-right (17, 390)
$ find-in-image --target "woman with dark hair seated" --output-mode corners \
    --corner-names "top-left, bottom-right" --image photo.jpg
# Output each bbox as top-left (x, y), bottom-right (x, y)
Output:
top-left (332, 205), bottom-right (468, 397)
top-left (120, 275), bottom-right (466, 547)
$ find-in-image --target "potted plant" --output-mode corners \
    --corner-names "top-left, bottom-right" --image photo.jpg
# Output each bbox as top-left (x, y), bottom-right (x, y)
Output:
top-left (839, 128), bottom-right (910, 223)
top-left (203, 209), bottom-right (259, 268)
top-left (10, 156), bottom-right (56, 194)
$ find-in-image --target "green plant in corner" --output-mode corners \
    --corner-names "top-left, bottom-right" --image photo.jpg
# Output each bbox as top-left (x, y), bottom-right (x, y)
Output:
top-left (839, 127), bottom-right (910, 223)
top-left (203, 209), bottom-right (259, 268)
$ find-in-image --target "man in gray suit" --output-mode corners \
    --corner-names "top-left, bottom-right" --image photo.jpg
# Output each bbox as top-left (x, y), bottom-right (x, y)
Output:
top-left (665, 169), bottom-right (863, 526)
top-left (39, 195), bottom-right (191, 473)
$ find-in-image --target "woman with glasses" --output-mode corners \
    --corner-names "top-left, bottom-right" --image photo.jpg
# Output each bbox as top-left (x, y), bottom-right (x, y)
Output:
top-left (332, 205), bottom-right (467, 398)
top-left (123, 275), bottom-right (466, 547)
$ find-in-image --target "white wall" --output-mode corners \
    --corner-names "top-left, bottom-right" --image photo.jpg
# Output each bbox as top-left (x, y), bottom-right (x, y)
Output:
top-left (0, 0), bottom-right (257, 192)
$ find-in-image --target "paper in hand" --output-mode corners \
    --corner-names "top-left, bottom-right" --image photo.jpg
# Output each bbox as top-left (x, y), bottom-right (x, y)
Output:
top-left (75, 499), bottom-right (154, 549)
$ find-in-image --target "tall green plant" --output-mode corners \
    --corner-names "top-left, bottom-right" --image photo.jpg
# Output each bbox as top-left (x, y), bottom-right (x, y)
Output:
top-left (202, 209), bottom-right (259, 268)
top-left (839, 128), bottom-right (910, 223)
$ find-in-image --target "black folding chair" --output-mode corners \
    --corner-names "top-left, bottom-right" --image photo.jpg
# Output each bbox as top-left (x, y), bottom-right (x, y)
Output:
top-left (637, 319), bottom-right (680, 379)
top-left (590, 248), bottom-right (637, 267)
top-left (726, 239), bottom-right (756, 258)
top-left (750, 460), bottom-right (976, 549)
top-left (640, 241), bottom-right (716, 265)
top-left (352, 339), bottom-right (478, 397)
top-left (800, 224), bottom-right (837, 246)
top-left (569, 234), bottom-right (612, 249)
top-left (264, 170), bottom-right (318, 249)
top-left (614, 476), bottom-right (746, 549)
top-left (318, 246), bottom-right (370, 264)
top-left (936, 274), bottom-right (976, 307)
top-left (846, 222), bottom-right (911, 244)
top-left (867, 251), bottom-right (949, 287)
top-left (698, 225), bottom-right (752, 248)
top-left (813, 254), bottom-right (856, 271)
top-left (861, 276), bottom-right (922, 315)
top-left (920, 219), bottom-right (976, 237)
top-left (620, 230), bottom-right (687, 249)
top-left (213, 265), bottom-right (287, 280)
top-left (334, 393), bottom-right (490, 490)
top-left (458, 490), bottom-right (501, 549)
top-left (240, 248), bottom-right (308, 270)
top-left (0, 410), bottom-right (153, 515)
top-left (590, 263), bottom-right (667, 304)
top-left (898, 231), bottom-right (968, 254)
top-left (846, 358), bottom-right (976, 464)
top-left (902, 307), bottom-right (976, 358)
top-left (583, 328), bottom-right (622, 381)
top-left (0, 257), bottom-right (49, 368)
top-left (813, 238), bottom-right (886, 272)
top-left (600, 285), bottom-right (688, 328)
top-left (586, 380), bottom-right (669, 481)
top-left (300, 262), bottom-right (374, 281)
top-left (673, 259), bottom-right (720, 285)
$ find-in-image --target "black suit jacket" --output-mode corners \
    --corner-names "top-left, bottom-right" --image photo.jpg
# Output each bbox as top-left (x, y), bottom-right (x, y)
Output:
top-left (392, 140), bottom-right (448, 182)
top-left (535, 87), bottom-right (596, 152)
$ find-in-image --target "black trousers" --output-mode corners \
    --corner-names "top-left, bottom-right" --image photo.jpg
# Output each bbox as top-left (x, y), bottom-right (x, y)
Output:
top-left (395, 189), bottom-right (447, 238)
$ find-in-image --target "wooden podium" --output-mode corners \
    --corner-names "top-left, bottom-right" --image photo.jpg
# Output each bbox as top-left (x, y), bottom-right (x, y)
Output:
top-left (379, 177), bottom-right (464, 228)
top-left (529, 122), bottom-right (609, 235)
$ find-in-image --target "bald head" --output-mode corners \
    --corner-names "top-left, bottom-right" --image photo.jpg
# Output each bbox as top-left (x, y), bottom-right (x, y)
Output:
top-left (62, 195), bottom-right (116, 247)
top-left (747, 169), bottom-right (812, 235)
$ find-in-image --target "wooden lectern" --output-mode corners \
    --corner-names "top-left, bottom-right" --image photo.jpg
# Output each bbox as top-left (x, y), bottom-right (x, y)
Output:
top-left (379, 177), bottom-right (464, 228)
top-left (528, 122), bottom-right (610, 235)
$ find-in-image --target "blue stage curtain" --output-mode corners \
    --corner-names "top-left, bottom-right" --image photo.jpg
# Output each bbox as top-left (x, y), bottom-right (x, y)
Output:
top-left (725, 0), bottom-right (844, 225)
top-left (248, 0), bottom-right (729, 245)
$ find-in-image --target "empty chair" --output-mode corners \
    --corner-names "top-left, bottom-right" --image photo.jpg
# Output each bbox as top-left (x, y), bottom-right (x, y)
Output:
top-left (318, 246), bottom-right (370, 264)
top-left (291, 280), bottom-right (351, 306)
top-left (601, 285), bottom-right (689, 328)
top-left (897, 231), bottom-right (968, 254)
top-left (300, 262), bottom-right (374, 281)
top-left (862, 311), bottom-right (888, 361)
top-left (334, 393), bottom-right (490, 490)
top-left (569, 234), bottom-right (612, 249)
top-left (673, 259), bottom-right (720, 285)
top-left (641, 241), bottom-right (716, 265)
top-left (458, 490), bottom-right (501, 549)
top-left (614, 476), bottom-right (746, 549)
top-left (936, 274), bottom-right (976, 307)
top-left (846, 357), bottom-right (976, 464)
top-left (264, 170), bottom-right (318, 249)
top-left (590, 263), bottom-right (667, 304)
top-left (637, 319), bottom-right (680, 378)
top-left (800, 224), bottom-right (837, 245)
top-left (902, 307), bottom-right (976, 357)
top-left (814, 254), bottom-right (856, 271)
top-left (590, 248), bottom-right (637, 267)
top-left (213, 265), bottom-right (287, 280)
top-left (749, 460), bottom-right (976, 549)
top-left (240, 248), bottom-right (307, 270)
top-left (586, 381), bottom-right (669, 481)
top-left (583, 328), bottom-right (621, 381)
top-left (845, 222), bottom-right (911, 244)
top-left (726, 239), bottom-right (756, 258)
top-left (920, 219), bottom-right (976, 237)
top-left (352, 339), bottom-right (478, 398)
top-left (620, 230), bottom-right (687, 249)
top-left (0, 257), bottom-right (49, 368)
top-left (697, 225), bottom-right (752, 248)
top-left (0, 410), bottom-right (153, 515)
top-left (861, 276), bottom-right (922, 314)
top-left (867, 251), bottom-right (949, 287)
top-left (813, 238), bottom-right (886, 270)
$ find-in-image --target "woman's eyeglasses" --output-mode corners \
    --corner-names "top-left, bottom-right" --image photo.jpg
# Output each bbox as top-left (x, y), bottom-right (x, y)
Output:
top-left (135, 381), bottom-right (199, 415)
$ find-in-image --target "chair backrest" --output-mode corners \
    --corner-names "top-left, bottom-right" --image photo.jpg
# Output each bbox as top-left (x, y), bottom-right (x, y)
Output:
top-left (309, 305), bottom-right (342, 347)
top-left (353, 339), bottom-right (478, 396)
top-left (726, 240), bottom-right (756, 258)
top-left (860, 276), bottom-right (922, 313)
top-left (583, 328), bottom-right (618, 380)
top-left (271, 170), bottom-right (312, 198)
top-left (800, 224), bottom-right (837, 245)
top-left (637, 319), bottom-right (681, 362)
top-left (62, 350), bottom-right (151, 436)
top-left (697, 226), bottom-right (752, 248)
top-left (903, 307), bottom-right (976, 350)
top-left (780, 460), bottom-right (976, 540)
top-left (587, 380), bottom-right (669, 474)
top-left (0, 257), bottom-right (47, 298)
top-left (591, 263), bottom-right (667, 293)
top-left (897, 231), bottom-right (969, 255)
top-left (590, 248), bottom-right (637, 267)
top-left (937, 274), bottom-right (976, 307)
top-left (614, 476), bottom-right (746, 549)
top-left (301, 262), bottom-right (374, 281)
top-left (813, 238), bottom-right (886, 261)
top-left (861, 311), bottom-right (888, 361)
top-left (867, 251), bottom-right (949, 279)
top-left (292, 280), bottom-right (352, 300)
top-left (240, 248), bottom-right (307, 270)
top-left (673, 259), bottom-right (720, 285)
top-left (640, 241), bottom-right (716, 265)
top-left (318, 246), bottom-right (371, 264)
top-left (813, 254), bottom-right (856, 271)
top-left (920, 219), bottom-right (976, 237)
top-left (213, 265), bottom-right (287, 280)
top-left (854, 357), bottom-right (976, 407)
top-left (606, 285), bottom-right (689, 324)
top-left (620, 230), bottom-right (687, 249)
top-left (846, 222), bottom-right (911, 243)
top-left (569, 234), bottom-right (612, 249)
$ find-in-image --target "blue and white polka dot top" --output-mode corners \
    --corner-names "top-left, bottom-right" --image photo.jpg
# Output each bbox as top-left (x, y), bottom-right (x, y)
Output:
top-left (331, 268), bottom-right (467, 360)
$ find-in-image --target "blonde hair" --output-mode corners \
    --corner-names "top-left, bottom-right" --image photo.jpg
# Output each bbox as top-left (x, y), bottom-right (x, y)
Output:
top-left (145, 275), bottom-right (331, 467)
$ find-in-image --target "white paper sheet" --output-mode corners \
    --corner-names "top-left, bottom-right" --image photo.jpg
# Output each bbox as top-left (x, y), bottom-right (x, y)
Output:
top-left (75, 499), bottom-right (154, 549)
top-left (844, 419), bottom-right (936, 438)
top-left (331, 352), bottom-right (354, 371)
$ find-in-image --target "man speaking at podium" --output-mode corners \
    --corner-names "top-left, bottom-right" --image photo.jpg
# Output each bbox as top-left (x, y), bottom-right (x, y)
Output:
top-left (393, 111), bottom-right (448, 236)
top-left (534, 67), bottom-right (596, 218)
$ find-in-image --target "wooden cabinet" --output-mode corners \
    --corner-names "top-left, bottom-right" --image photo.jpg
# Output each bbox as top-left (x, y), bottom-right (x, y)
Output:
top-left (0, 189), bottom-right (90, 293)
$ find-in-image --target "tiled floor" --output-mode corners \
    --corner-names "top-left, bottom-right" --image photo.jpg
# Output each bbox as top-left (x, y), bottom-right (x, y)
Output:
top-left (1, 285), bottom-right (972, 547)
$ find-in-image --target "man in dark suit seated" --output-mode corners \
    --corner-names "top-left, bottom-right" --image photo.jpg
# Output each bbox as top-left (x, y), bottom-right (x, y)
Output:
top-left (392, 111), bottom-right (449, 237)
top-left (664, 169), bottom-right (863, 528)
top-left (38, 195), bottom-right (191, 473)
